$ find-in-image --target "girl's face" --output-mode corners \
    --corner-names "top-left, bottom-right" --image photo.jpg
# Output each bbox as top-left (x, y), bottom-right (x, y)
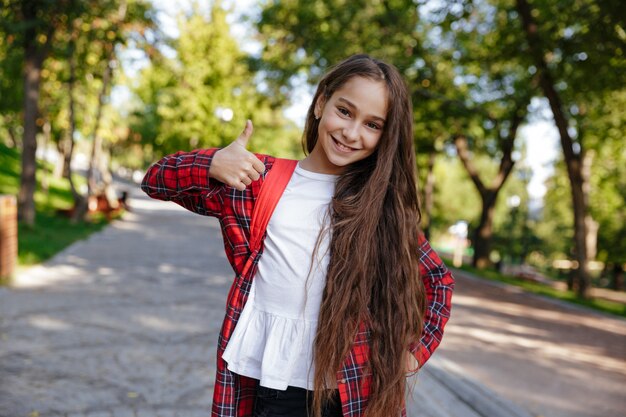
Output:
top-left (304, 76), bottom-right (388, 175)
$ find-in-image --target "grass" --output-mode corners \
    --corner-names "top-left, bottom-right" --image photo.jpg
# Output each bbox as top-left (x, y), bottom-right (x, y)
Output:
top-left (446, 258), bottom-right (626, 318)
top-left (0, 143), bottom-right (111, 282)
top-left (17, 211), bottom-right (108, 266)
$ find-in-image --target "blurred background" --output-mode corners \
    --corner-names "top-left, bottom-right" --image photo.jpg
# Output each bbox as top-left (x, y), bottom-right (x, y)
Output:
top-left (2, 0), bottom-right (624, 304)
top-left (0, 1), bottom-right (625, 416)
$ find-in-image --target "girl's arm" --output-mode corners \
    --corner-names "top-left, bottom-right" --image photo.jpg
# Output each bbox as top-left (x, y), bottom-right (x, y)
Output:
top-left (409, 232), bottom-right (455, 369)
top-left (141, 148), bottom-right (225, 217)
top-left (141, 120), bottom-right (265, 217)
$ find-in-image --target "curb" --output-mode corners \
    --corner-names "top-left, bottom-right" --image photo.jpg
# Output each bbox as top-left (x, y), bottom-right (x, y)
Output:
top-left (407, 356), bottom-right (537, 417)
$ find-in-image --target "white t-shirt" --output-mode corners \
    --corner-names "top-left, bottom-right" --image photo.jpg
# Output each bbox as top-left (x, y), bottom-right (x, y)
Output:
top-left (222, 162), bottom-right (337, 390)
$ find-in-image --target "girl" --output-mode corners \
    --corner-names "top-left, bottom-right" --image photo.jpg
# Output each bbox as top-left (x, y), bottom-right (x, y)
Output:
top-left (142, 54), bottom-right (454, 417)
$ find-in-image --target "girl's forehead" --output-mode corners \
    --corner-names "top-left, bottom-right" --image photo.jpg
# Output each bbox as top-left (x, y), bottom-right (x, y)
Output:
top-left (331, 76), bottom-right (388, 118)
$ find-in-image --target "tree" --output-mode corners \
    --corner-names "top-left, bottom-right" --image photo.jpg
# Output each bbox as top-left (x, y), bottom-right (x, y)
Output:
top-left (515, 0), bottom-right (626, 297)
top-left (17, 0), bottom-right (155, 222)
top-left (1, 0), bottom-right (67, 225)
top-left (453, 116), bottom-right (522, 268)
top-left (428, 149), bottom-right (532, 263)
top-left (1, 0), bottom-right (154, 224)
top-left (394, 1), bottom-right (534, 268)
top-left (552, 89), bottom-right (626, 290)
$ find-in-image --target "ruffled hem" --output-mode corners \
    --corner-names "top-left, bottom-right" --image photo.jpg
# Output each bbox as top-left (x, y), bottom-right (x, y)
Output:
top-left (222, 301), bottom-right (318, 390)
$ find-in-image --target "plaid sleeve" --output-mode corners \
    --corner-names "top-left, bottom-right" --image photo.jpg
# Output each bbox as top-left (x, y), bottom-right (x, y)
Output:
top-left (141, 148), bottom-right (225, 217)
top-left (409, 232), bottom-right (455, 368)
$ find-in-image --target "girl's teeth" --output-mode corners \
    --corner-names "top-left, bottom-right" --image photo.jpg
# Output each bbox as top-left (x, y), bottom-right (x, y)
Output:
top-left (337, 141), bottom-right (352, 151)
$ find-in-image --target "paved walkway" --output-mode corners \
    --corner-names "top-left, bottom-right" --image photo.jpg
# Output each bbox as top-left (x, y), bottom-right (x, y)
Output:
top-left (0, 186), bottom-right (544, 417)
top-left (436, 270), bottom-right (626, 417)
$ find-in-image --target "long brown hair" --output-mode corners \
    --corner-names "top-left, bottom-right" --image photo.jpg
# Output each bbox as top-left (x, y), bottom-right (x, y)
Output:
top-left (305, 55), bottom-right (427, 417)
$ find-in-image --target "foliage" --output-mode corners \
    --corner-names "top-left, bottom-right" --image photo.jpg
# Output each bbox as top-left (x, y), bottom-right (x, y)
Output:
top-left (432, 155), bottom-right (482, 228)
top-left (130, 4), bottom-right (300, 161)
top-left (522, 0), bottom-right (625, 101)
top-left (255, 0), bottom-right (422, 95)
top-left (534, 161), bottom-right (573, 259)
top-left (39, 0), bottom-right (157, 156)
top-left (0, 0), bottom-right (157, 225)
top-left (584, 91), bottom-right (626, 266)
top-left (507, 0), bottom-right (626, 272)
top-left (425, 0), bottom-right (534, 136)
top-left (0, 7), bottom-right (23, 145)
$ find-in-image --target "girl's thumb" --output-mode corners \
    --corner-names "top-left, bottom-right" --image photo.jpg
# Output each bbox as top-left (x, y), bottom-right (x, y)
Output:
top-left (236, 120), bottom-right (253, 147)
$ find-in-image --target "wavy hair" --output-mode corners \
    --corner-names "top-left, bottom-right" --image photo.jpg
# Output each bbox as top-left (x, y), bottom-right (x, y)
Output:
top-left (304, 54), bottom-right (427, 417)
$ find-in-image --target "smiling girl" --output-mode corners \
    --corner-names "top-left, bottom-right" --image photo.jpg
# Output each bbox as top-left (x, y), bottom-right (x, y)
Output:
top-left (142, 54), bottom-right (454, 417)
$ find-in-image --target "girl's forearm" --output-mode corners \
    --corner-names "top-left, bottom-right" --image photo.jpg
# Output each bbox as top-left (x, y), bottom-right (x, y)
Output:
top-left (141, 148), bottom-right (224, 216)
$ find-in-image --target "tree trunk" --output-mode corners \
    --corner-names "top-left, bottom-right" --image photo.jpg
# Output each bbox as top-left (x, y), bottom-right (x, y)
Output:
top-left (86, 54), bottom-right (113, 200)
top-left (67, 44), bottom-right (88, 223)
top-left (570, 178), bottom-right (591, 296)
top-left (54, 129), bottom-right (72, 179)
top-left (17, 0), bottom-right (56, 225)
top-left (84, 1), bottom-right (127, 205)
top-left (473, 191), bottom-right (499, 268)
top-left (516, 0), bottom-right (591, 298)
top-left (611, 264), bottom-right (624, 291)
top-left (100, 146), bottom-right (120, 209)
top-left (18, 44), bottom-right (43, 226)
top-left (40, 119), bottom-right (51, 192)
top-left (422, 152), bottom-right (436, 240)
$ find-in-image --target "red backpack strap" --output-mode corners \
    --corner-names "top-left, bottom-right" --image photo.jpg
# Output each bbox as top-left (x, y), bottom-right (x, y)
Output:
top-left (249, 158), bottom-right (298, 252)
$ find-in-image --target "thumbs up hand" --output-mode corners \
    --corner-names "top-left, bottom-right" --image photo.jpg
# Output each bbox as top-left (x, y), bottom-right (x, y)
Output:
top-left (209, 120), bottom-right (266, 191)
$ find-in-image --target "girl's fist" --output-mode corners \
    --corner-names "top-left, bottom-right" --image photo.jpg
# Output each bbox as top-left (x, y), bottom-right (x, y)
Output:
top-left (209, 120), bottom-right (265, 191)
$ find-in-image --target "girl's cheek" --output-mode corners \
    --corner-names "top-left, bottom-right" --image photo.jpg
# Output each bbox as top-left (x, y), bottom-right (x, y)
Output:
top-left (368, 132), bottom-right (383, 149)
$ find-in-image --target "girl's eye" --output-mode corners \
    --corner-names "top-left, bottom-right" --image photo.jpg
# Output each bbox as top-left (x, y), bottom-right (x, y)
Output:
top-left (366, 121), bottom-right (382, 130)
top-left (337, 107), bottom-right (350, 116)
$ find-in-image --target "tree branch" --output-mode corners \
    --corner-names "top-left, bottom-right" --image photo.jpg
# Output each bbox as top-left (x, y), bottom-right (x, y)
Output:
top-left (492, 99), bottom-right (527, 189)
top-left (454, 135), bottom-right (487, 196)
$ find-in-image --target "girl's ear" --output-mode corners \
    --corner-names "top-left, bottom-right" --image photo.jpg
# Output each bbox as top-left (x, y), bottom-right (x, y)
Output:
top-left (314, 94), bottom-right (326, 119)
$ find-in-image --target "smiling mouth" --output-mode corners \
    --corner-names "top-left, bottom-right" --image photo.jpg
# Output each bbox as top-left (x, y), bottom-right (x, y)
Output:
top-left (332, 136), bottom-right (359, 152)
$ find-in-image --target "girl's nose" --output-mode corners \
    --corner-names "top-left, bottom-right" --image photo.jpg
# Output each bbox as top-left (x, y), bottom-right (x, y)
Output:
top-left (343, 122), bottom-right (359, 142)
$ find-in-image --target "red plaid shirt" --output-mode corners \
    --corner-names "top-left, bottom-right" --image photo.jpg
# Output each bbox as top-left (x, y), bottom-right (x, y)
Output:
top-left (142, 148), bottom-right (454, 417)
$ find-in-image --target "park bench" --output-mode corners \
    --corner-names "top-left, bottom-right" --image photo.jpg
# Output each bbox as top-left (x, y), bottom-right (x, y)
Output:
top-left (57, 191), bottom-right (130, 221)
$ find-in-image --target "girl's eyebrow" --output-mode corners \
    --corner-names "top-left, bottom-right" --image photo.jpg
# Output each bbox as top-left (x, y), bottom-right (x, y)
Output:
top-left (337, 97), bottom-right (386, 123)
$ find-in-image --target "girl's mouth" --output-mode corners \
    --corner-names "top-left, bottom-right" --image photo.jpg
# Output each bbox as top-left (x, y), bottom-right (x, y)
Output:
top-left (332, 136), bottom-right (358, 153)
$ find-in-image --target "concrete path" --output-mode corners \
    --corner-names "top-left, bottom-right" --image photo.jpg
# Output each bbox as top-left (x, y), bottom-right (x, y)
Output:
top-left (1, 186), bottom-right (534, 417)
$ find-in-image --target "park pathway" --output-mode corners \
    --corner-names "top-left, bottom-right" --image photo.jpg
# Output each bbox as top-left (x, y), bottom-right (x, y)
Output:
top-left (0, 189), bottom-right (231, 416)
top-left (0, 183), bottom-right (612, 417)
top-left (435, 269), bottom-right (626, 417)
